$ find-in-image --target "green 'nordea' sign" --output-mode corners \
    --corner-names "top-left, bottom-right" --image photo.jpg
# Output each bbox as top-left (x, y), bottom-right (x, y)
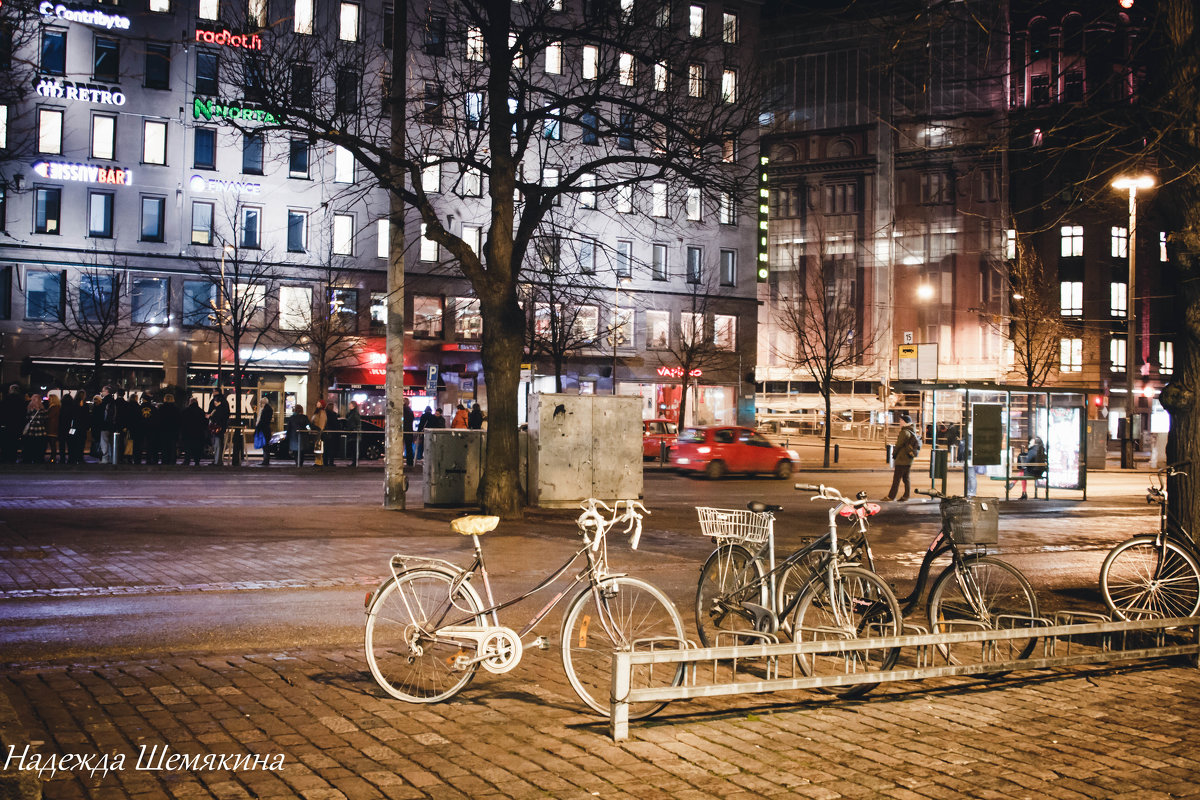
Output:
top-left (193, 98), bottom-right (281, 125)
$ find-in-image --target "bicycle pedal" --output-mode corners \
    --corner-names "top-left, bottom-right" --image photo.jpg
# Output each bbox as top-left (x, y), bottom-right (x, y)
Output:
top-left (533, 636), bottom-right (550, 650)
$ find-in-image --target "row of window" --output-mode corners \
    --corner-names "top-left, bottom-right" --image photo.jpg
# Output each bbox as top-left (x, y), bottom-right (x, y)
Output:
top-left (1058, 337), bottom-right (1173, 376)
top-left (1058, 281), bottom-right (1128, 318)
top-left (1053, 225), bottom-right (1169, 261)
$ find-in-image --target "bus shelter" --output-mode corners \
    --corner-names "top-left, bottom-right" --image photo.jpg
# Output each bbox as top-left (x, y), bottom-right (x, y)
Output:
top-left (894, 382), bottom-right (1090, 500)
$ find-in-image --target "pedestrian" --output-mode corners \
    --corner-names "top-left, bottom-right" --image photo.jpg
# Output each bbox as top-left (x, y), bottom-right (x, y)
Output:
top-left (344, 400), bottom-right (361, 465)
top-left (71, 391), bottom-right (89, 463)
top-left (416, 406), bottom-right (433, 461)
top-left (208, 393), bottom-right (230, 466)
top-left (1, 384), bottom-right (28, 463)
top-left (89, 392), bottom-right (105, 460)
top-left (451, 403), bottom-right (469, 429)
top-left (323, 402), bottom-right (340, 467)
top-left (254, 397), bottom-right (274, 466)
top-left (156, 393), bottom-right (181, 465)
top-left (21, 395), bottom-right (47, 464)
top-left (1010, 435), bottom-right (1047, 500)
top-left (286, 404), bottom-right (310, 465)
top-left (181, 396), bottom-right (208, 466)
top-left (402, 398), bottom-right (415, 468)
top-left (431, 408), bottom-right (447, 429)
top-left (98, 385), bottom-right (118, 464)
top-left (57, 392), bottom-right (77, 464)
top-left (883, 412), bottom-right (921, 502)
top-left (116, 389), bottom-right (137, 464)
top-left (44, 394), bottom-right (61, 463)
top-left (133, 393), bottom-right (156, 464)
top-left (467, 403), bottom-right (484, 430)
top-left (310, 401), bottom-right (328, 466)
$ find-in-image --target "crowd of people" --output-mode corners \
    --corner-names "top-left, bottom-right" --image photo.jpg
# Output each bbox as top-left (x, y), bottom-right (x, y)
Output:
top-left (0, 383), bottom-right (485, 468)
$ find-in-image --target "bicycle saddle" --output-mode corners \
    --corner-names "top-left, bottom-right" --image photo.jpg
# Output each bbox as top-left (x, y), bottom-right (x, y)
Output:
top-left (451, 515), bottom-right (500, 535)
top-left (747, 501), bottom-right (783, 514)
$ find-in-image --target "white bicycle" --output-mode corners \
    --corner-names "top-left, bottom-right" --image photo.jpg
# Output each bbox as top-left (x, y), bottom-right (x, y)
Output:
top-left (365, 499), bottom-right (686, 719)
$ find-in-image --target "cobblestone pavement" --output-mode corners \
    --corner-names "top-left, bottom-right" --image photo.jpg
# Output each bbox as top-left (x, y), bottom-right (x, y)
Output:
top-left (2, 471), bottom-right (1198, 799)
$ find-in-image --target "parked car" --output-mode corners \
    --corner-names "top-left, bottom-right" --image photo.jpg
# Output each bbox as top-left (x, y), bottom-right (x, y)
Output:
top-left (643, 418), bottom-right (678, 459)
top-left (673, 426), bottom-right (799, 479)
top-left (267, 418), bottom-right (385, 461)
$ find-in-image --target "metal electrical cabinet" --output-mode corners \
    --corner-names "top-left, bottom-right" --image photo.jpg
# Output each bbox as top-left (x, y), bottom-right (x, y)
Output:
top-left (422, 429), bottom-right (486, 506)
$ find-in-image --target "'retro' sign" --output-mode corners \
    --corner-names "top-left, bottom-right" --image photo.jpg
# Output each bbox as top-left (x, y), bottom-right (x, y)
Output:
top-left (195, 28), bottom-right (263, 49)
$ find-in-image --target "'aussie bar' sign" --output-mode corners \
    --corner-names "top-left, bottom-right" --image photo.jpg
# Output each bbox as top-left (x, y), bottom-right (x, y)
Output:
top-left (36, 78), bottom-right (125, 106)
top-left (189, 174), bottom-right (262, 195)
top-left (193, 98), bottom-right (280, 125)
top-left (33, 161), bottom-right (132, 186)
top-left (38, 1), bottom-right (129, 29)
top-left (195, 28), bottom-right (263, 49)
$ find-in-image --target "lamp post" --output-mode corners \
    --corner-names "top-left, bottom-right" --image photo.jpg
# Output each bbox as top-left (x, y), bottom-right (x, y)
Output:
top-left (612, 277), bottom-right (630, 395)
top-left (215, 244), bottom-right (235, 397)
top-left (1112, 174), bottom-right (1155, 470)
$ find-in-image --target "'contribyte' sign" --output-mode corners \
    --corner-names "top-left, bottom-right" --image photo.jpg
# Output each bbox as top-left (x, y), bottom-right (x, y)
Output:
top-left (195, 28), bottom-right (263, 49)
top-left (38, 1), bottom-right (130, 29)
top-left (36, 78), bottom-right (126, 106)
top-left (33, 161), bottom-right (132, 185)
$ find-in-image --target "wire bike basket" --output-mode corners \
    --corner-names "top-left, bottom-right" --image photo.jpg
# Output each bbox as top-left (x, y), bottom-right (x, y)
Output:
top-left (696, 507), bottom-right (773, 546)
top-left (941, 497), bottom-right (999, 545)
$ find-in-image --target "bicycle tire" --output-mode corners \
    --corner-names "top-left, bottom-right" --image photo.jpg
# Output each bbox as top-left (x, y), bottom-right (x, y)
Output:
top-left (1100, 535), bottom-right (1200, 621)
top-left (560, 576), bottom-right (686, 719)
top-left (927, 556), bottom-right (1040, 666)
top-left (695, 544), bottom-right (765, 647)
top-left (365, 568), bottom-right (485, 703)
top-left (789, 565), bottom-right (902, 698)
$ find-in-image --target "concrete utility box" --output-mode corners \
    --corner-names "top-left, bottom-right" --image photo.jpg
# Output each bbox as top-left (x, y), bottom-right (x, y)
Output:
top-left (1085, 423), bottom-right (1108, 471)
top-left (528, 394), bottom-right (642, 507)
top-left (423, 429), bottom-right (486, 506)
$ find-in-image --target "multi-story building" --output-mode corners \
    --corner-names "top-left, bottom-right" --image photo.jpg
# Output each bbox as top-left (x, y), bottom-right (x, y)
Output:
top-left (0, 0), bottom-right (760, 430)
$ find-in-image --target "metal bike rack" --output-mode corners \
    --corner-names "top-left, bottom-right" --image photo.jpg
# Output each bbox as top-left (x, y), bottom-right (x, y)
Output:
top-left (609, 615), bottom-right (1200, 741)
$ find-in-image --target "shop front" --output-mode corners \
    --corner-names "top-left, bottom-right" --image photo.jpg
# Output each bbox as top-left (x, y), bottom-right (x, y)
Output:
top-left (621, 365), bottom-right (738, 428)
top-left (186, 361), bottom-right (308, 433)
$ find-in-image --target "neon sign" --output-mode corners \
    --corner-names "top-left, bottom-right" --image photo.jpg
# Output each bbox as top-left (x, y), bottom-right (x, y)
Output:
top-left (657, 366), bottom-right (702, 379)
top-left (193, 98), bottom-right (280, 125)
top-left (38, 1), bottom-right (129, 29)
top-left (189, 175), bottom-right (262, 195)
top-left (33, 161), bottom-right (132, 186)
top-left (195, 28), bottom-right (263, 49)
top-left (35, 78), bottom-right (125, 106)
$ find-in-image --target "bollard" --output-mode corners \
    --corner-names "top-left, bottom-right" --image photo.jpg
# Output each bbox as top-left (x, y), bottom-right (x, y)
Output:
top-left (834, 443), bottom-right (839, 463)
top-left (660, 439), bottom-right (669, 466)
top-left (108, 431), bottom-right (121, 465)
top-left (885, 443), bottom-right (893, 464)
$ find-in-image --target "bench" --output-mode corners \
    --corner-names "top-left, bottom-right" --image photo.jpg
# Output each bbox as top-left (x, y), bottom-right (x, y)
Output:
top-left (988, 462), bottom-right (1048, 499)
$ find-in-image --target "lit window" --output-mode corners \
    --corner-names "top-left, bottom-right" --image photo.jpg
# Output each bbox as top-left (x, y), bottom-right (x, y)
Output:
top-left (645, 309), bottom-right (669, 349)
top-left (279, 286), bottom-right (312, 330)
top-left (722, 11), bottom-right (738, 42)
top-left (1111, 226), bottom-right (1128, 258)
top-left (143, 121), bottom-right (167, 164)
top-left (461, 167), bottom-right (482, 197)
top-left (615, 185), bottom-right (633, 214)
top-left (714, 314), bottom-right (736, 350)
top-left (1060, 225), bottom-right (1083, 257)
top-left (1161, 231), bottom-right (1169, 262)
top-left (248, 0), bottom-right (266, 27)
top-left (721, 69), bottom-right (737, 103)
top-left (1160, 341), bottom-right (1174, 375)
top-left (545, 41), bottom-right (561, 74)
top-left (191, 201), bottom-right (214, 245)
top-left (718, 193), bottom-right (735, 225)
top-left (722, 133), bottom-right (737, 163)
top-left (38, 109), bottom-right (63, 154)
top-left (91, 114), bottom-right (116, 160)
top-left (543, 103), bottom-right (561, 140)
top-left (1060, 281), bottom-right (1082, 317)
top-left (462, 224), bottom-right (482, 257)
top-left (370, 292), bottom-right (386, 332)
top-left (580, 173), bottom-right (596, 209)
top-left (681, 312), bottom-right (703, 345)
top-left (422, 157), bottom-right (441, 192)
top-left (1060, 338), bottom-right (1083, 373)
top-left (420, 223), bottom-right (438, 261)
top-left (88, 192), bottom-right (113, 238)
top-left (377, 219), bottom-right (389, 259)
top-left (619, 52), bottom-right (634, 86)
top-left (688, 63), bottom-right (704, 97)
top-left (652, 182), bottom-right (668, 217)
top-left (467, 26), bottom-right (483, 61)
top-left (198, 0), bottom-right (218, 20)
top-left (686, 187), bottom-right (702, 221)
top-left (333, 213), bottom-right (354, 255)
top-left (455, 297), bottom-right (482, 341)
top-left (574, 306), bottom-right (598, 343)
top-left (509, 32), bottom-right (522, 67)
top-left (287, 210), bottom-right (308, 252)
top-left (653, 62), bottom-right (667, 92)
top-left (543, 167), bottom-right (560, 204)
top-left (1110, 337), bottom-right (1126, 372)
top-left (619, 0), bottom-right (633, 21)
top-left (0, 105), bottom-right (8, 150)
top-left (150, 0), bottom-right (170, 11)
top-left (689, 3), bottom-right (704, 37)
top-left (465, 92), bottom-right (483, 129)
top-left (334, 146), bottom-right (355, 183)
top-left (1110, 282), bottom-right (1127, 317)
top-left (413, 295), bottom-right (443, 337)
top-left (329, 288), bottom-right (356, 330)
top-left (294, 0), bottom-right (313, 34)
top-left (1005, 229), bottom-right (1017, 260)
top-left (583, 45), bottom-right (598, 80)
top-left (339, 2), bottom-right (359, 41)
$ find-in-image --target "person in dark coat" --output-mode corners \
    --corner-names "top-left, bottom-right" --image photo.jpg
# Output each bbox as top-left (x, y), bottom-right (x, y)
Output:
top-left (88, 392), bottom-right (104, 460)
top-left (116, 389), bottom-right (138, 464)
top-left (416, 407), bottom-right (434, 462)
top-left (207, 394), bottom-right (230, 466)
top-left (21, 395), bottom-right (47, 464)
top-left (467, 403), bottom-right (483, 430)
top-left (132, 393), bottom-right (156, 464)
top-left (57, 393), bottom-right (78, 464)
top-left (70, 391), bottom-right (89, 463)
top-left (98, 386), bottom-right (118, 463)
top-left (402, 398), bottom-right (415, 467)
top-left (156, 393), bottom-right (182, 465)
top-left (322, 402), bottom-right (340, 467)
top-left (254, 397), bottom-right (274, 466)
top-left (181, 396), bottom-right (208, 466)
top-left (343, 401), bottom-right (361, 465)
top-left (285, 405), bottom-right (310, 465)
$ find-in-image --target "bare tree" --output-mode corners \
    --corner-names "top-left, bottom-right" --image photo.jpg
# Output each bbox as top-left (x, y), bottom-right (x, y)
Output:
top-left (213, 0), bottom-right (761, 516)
top-left (39, 256), bottom-right (153, 395)
top-left (988, 237), bottom-right (1071, 389)
top-left (774, 238), bottom-right (881, 468)
top-left (293, 259), bottom-right (365, 409)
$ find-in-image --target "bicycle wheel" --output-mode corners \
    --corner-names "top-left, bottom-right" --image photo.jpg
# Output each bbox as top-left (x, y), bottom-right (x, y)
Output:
top-left (789, 566), bottom-right (902, 698)
top-left (775, 550), bottom-right (830, 633)
top-left (561, 576), bottom-right (686, 719)
top-left (927, 556), bottom-right (1040, 665)
top-left (365, 568), bottom-right (485, 703)
top-left (1100, 536), bottom-right (1200, 620)
top-left (695, 544), bottom-right (765, 647)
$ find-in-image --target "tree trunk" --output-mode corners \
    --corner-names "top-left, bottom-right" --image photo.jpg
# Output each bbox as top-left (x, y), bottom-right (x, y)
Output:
top-left (382, 0), bottom-right (407, 509)
top-left (679, 377), bottom-right (691, 429)
top-left (823, 387), bottom-right (833, 468)
top-left (478, 289), bottom-right (525, 518)
top-left (231, 333), bottom-right (244, 466)
top-left (1162, 252), bottom-right (1200, 527)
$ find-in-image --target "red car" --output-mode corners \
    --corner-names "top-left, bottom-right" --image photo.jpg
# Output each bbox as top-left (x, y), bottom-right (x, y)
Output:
top-left (673, 426), bottom-right (799, 479)
top-left (643, 418), bottom-right (678, 459)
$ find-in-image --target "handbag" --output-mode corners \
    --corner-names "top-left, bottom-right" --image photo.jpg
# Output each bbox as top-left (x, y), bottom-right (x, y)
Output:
top-left (253, 430), bottom-right (266, 449)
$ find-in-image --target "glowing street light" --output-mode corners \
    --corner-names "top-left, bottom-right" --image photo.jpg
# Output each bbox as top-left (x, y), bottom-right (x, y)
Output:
top-left (1111, 174), bottom-right (1155, 469)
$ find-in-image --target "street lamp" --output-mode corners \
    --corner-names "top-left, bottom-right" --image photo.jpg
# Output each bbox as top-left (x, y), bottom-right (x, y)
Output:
top-left (1112, 174), bottom-right (1155, 469)
top-left (612, 276), bottom-right (631, 395)
top-left (215, 244), bottom-right (235, 396)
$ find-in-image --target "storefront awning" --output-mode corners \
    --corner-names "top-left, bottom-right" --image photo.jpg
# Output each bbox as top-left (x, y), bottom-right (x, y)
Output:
top-left (334, 368), bottom-right (430, 387)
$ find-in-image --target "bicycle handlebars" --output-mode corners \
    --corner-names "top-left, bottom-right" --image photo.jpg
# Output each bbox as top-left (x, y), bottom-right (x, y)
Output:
top-left (576, 498), bottom-right (650, 551)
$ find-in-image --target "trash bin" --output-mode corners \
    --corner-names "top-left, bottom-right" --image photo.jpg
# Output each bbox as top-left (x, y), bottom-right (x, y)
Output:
top-left (930, 448), bottom-right (948, 479)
